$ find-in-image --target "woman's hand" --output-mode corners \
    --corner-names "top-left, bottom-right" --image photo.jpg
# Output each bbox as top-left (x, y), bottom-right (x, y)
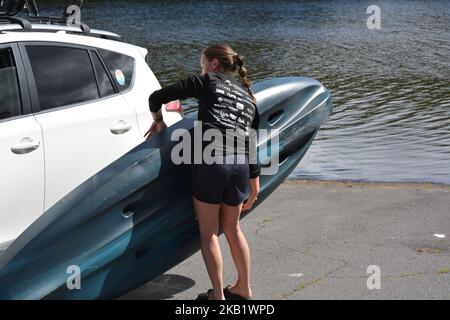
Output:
top-left (144, 111), bottom-right (167, 139)
top-left (242, 177), bottom-right (260, 211)
top-left (144, 120), bottom-right (167, 139)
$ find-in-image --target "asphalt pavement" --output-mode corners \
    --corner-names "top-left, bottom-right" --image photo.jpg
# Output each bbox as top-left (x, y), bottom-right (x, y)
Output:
top-left (119, 180), bottom-right (450, 300)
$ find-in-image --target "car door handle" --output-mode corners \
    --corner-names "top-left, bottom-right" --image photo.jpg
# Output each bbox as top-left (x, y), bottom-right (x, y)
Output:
top-left (110, 120), bottom-right (132, 135)
top-left (11, 137), bottom-right (41, 154)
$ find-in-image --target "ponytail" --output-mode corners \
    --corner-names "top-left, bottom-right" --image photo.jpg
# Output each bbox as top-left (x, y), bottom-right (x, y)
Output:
top-left (234, 54), bottom-right (257, 104)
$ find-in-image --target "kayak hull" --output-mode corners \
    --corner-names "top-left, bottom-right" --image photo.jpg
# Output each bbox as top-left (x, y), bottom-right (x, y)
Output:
top-left (0, 77), bottom-right (332, 299)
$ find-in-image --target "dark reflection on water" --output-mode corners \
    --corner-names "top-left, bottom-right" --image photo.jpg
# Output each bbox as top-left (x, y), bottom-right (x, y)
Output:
top-left (40, 0), bottom-right (450, 184)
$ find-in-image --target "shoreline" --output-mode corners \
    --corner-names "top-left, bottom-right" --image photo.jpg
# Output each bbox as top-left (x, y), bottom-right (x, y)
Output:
top-left (284, 178), bottom-right (450, 190)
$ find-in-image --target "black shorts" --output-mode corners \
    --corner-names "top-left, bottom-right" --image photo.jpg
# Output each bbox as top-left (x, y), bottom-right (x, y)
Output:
top-left (190, 154), bottom-right (250, 206)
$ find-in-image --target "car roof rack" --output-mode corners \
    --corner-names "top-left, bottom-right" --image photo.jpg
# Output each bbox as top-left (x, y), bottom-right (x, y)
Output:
top-left (0, 0), bottom-right (121, 40)
top-left (0, 23), bottom-right (121, 39)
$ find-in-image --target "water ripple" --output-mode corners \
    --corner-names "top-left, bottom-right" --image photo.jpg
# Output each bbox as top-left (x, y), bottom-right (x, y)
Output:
top-left (39, 0), bottom-right (450, 184)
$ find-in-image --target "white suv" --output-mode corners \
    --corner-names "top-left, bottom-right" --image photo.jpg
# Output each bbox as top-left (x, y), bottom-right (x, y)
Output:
top-left (0, 22), bottom-right (183, 249)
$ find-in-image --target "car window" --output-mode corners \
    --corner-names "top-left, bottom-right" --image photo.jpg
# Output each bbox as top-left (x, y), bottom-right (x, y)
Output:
top-left (26, 46), bottom-right (99, 111)
top-left (0, 48), bottom-right (22, 121)
top-left (91, 51), bottom-right (116, 98)
top-left (98, 48), bottom-right (135, 92)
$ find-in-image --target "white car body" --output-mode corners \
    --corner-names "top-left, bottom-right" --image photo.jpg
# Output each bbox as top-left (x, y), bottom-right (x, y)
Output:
top-left (0, 30), bottom-right (182, 249)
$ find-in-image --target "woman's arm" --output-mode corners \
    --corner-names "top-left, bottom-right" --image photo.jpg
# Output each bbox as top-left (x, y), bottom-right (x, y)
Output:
top-left (242, 176), bottom-right (260, 212)
top-left (243, 106), bottom-right (260, 211)
top-left (145, 74), bottom-right (208, 138)
top-left (248, 106), bottom-right (260, 179)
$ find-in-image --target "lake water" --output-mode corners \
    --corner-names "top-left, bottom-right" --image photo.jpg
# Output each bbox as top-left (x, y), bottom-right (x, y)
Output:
top-left (40, 0), bottom-right (450, 184)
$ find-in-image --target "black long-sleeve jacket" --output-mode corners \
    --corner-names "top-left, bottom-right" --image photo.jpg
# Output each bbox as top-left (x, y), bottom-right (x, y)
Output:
top-left (149, 72), bottom-right (260, 178)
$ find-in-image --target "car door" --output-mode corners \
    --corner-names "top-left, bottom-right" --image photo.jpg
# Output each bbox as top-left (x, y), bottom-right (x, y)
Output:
top-left (0, 43), bottom-right (45, 247)
top-left (19, 42), bottom-right (142, 211)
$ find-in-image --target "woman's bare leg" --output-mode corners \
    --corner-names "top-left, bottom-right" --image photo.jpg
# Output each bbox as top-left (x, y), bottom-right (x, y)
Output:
top-left (192, 195), bottom-right (225, 300)
top-left (219, 202), bottom-right (252, 298)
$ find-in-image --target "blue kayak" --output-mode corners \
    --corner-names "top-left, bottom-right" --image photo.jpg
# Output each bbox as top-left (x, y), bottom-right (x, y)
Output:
top-left (0, 77), bottom-right (332, 299)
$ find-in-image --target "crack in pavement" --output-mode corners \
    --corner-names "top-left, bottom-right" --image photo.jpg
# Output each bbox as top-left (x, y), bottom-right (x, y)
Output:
top-left (250, 206), bottom-right (450, 299)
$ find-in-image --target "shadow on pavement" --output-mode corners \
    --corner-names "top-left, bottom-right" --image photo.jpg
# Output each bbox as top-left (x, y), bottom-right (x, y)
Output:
top-left (118, 274), bottom-right (195, 300)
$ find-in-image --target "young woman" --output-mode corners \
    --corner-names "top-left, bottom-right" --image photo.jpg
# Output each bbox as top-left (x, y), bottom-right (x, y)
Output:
top-left (145, 43), bottom-right (260, 300)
